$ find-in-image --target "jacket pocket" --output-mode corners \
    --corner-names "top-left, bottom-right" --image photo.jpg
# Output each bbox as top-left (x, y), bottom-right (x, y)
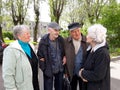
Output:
top-left (15, 66), bottom-right (24, 84)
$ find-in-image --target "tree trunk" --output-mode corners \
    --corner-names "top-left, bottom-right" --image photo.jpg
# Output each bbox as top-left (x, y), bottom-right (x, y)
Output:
top-left (33, 0), bottom-right (40, 42)
top-left (34, 15), bottom-right (39, 42)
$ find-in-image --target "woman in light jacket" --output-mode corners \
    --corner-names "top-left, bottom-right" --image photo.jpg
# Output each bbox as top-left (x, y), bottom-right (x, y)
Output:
top-left (2, 25), bottom-right (39, 90)
top-left (79, 24), bottom-right (110, 90)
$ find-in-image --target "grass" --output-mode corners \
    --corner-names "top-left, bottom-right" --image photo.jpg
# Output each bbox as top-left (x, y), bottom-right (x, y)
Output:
top-left (4, 39), bottom-right (38, 45)
top-left (4, 40), bottom-right (15, 45)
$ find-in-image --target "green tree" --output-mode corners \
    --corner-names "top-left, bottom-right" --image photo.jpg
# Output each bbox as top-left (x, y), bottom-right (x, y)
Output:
top-left (49, 0), bottom-right (66, 23)
top-left (6, 0), bottom-right (31, 25)
top-left (100, 1), bottom-right (120, 47)
top-left (60, 0), bottom-right (110, 28)
top-left (83, 0), bottom-right (109, 24)
top-left (60, 0), bottom-right (86, 24)
top-left (33, 0), bottom-right (40, 42)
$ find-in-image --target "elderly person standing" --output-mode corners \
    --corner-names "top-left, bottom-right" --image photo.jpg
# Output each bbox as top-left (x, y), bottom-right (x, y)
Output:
top-left (2, 25), bottom-right (39, 90)
top-left (37, 22), bottom-right (66, 90)
top-left (64, 22), bottom-right (88, 90)
top-left (79, 24), bottom-right (110, 90)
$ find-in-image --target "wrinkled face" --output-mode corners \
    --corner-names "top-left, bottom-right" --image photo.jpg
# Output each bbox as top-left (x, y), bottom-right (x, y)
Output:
top-left (48, 28), bottom-right (60, 40)
top-left (70, 28), bottom-right (81, 40)
top-left (86, 34), bottom-right (93, 44)
top-left (18, 29), bottom-right (31, 42)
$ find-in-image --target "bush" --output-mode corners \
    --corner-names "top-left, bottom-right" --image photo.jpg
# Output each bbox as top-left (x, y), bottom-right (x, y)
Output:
top-left (60, 30), bottom-right (69, 38)
top-left (110, 47), bottom-right (120, 57)
top-left (3, 31), bottom-right (14, 40)
top-left (4, 40), bottom-right (15, 45)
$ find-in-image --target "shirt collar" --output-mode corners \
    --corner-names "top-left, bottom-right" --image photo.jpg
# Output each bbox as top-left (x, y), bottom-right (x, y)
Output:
top-left (87, 40), bottom-right (106, 52)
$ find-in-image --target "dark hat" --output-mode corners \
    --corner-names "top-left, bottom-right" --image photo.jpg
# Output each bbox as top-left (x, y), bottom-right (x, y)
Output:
top-left (48, 22), bottom-right (62, 30)
top-left (68, 22), bottom-right (80, 31)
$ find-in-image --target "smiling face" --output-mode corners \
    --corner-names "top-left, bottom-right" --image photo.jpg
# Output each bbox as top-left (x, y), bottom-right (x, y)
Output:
top-left (48, 28), bottom-right (60, 40)
top-left (70, 28), bottom-right (81, 40)
top-left (18, 29), bottom-right (31, 43)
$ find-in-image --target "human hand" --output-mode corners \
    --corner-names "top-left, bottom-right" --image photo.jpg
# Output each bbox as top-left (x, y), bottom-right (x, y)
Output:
top-left (62, 56), bottom-right (66, 65)
top-left (40, 58), bottom-right (45, 61)
top-left (83, 78), bottom-right (88, 82)
top-left (79, 68), bottom-right (88, 82)
top-left (64, 73), bottom-right (69, 78)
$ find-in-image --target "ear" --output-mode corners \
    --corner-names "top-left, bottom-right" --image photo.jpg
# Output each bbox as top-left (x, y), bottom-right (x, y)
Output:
top-left (17, 34), bottom-right (21, 40)
top-left (48, 28), bottom-right (53, 33)
top-left (48, 28), bottom-right (50, 33)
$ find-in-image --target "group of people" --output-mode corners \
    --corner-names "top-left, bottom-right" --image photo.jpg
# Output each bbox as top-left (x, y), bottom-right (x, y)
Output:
top-left (2, 22), bottom-right (110, 90)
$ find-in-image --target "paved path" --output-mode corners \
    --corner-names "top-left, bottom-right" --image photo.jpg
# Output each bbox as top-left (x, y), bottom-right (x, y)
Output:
top-left (0, 65), bottom-right (5, 90)
top-left (110, 56), bottom-right (120, 90)
top-left (0, 56), bottom-right (120, 90)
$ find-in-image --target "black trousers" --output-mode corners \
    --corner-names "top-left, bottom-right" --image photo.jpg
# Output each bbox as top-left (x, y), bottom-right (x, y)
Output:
top-left (70, 75), bottom-right (83, 90)
top-left (43, 72), bottom-right (63, 90)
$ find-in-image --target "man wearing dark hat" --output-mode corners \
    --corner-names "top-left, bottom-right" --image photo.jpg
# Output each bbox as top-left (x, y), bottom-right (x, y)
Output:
top-left (64, 22), bottom-right (88, 90)
top-left (37, 22), bottom-right (66, 90)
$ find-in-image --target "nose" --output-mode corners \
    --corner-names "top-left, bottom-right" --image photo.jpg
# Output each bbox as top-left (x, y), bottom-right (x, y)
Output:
top-left (56, 30), bottom-right (60, 34)
top-left (28, 33), bottom-right (31, 37)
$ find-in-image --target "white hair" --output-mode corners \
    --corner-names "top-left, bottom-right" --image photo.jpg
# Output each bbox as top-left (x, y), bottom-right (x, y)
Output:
top-left (13, 25), bottom-right (30, 39)
top-left (87, 24), bottom-right (107, 43)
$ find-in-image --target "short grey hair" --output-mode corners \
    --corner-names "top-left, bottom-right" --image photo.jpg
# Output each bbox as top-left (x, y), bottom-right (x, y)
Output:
top-left (87, 24), bottom-right (107, 43)
top-left (13, 25), bottom-right (30, 39)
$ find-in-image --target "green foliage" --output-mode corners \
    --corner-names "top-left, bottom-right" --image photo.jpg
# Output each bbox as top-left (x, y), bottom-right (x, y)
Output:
top-left (60, 30), bottom-right (69, 38)
top-left (110, 47), bottom-right (120, 56)
top-left (32, 41), bottom-right (38, 45)
top-left (49, 0), bottom-right (66, 23)
top-left (99, 2), bottom-right (120, 48)
top-left (4, 39), bottom-right (14, 45)
top-left (81, 26), bottom-right (88, 35)
top-left (2, 31), bottom-right (14, 40)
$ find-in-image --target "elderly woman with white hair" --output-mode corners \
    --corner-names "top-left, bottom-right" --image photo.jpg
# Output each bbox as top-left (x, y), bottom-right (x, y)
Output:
top-left (79, 24), bottom-right (110, 90)
top-left (2, 25), bottom-right (39, 90)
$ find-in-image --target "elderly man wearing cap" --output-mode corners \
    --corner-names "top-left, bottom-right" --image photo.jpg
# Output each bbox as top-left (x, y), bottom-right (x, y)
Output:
top-left (37, 22), bottom-right (66, 90)
top-left (64, 22), bottom-right (88, 90)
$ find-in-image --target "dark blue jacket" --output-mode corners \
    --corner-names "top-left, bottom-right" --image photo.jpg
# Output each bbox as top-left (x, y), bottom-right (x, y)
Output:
top-left (37, 34), bottom-right (65, 77)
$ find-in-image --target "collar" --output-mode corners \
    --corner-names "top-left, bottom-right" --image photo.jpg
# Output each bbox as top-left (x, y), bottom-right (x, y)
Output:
top-left (87, 40), bottom-right (106, 52)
